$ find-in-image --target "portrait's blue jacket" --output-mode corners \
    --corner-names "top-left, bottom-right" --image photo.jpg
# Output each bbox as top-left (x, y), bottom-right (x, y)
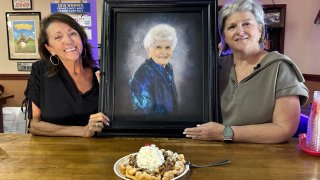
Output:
top-left (129, 58), bottom-right (178, 115)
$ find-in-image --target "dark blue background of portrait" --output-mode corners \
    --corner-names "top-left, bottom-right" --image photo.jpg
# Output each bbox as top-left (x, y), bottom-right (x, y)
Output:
top-left (114, 12), bottom-right (203, 121)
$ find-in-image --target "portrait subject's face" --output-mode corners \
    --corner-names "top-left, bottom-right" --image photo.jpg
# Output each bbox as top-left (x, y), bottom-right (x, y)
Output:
top-left (148, 41), bottom-right (173, 67)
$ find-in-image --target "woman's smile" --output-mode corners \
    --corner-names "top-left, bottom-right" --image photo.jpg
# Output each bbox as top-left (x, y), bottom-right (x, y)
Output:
top-left (45, 21), bottom-right (83, 63)
top-left (64, 47), bottom-right (76, 52)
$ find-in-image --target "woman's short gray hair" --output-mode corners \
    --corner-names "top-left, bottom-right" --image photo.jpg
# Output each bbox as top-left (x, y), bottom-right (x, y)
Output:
top-left (218, 0), bottom-right (265, 54)
top-left (143, 24), bottom-right (178, 50)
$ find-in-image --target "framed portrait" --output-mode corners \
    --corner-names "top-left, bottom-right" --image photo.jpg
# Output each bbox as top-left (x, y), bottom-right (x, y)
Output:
top-left (6, 12), bottom-right (41, 60)
top-left (12, 0), bottom-right (32, 10)
top-left (99, 0), bottom-right (219, 136)
top-left (264, 8), bottom-right (286, 28)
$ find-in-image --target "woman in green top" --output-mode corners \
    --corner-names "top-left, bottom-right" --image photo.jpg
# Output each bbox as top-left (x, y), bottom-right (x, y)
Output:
top-left (183, 0), bottom-right (309, 143)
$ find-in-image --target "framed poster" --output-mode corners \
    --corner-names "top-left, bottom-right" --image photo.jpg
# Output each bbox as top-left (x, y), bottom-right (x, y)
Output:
top-left (6, 12), bottom-right (41, 60)
top-left (12, 0), bottom-right (32, 10)
top-left (99, 0), bottom-right (219, 136)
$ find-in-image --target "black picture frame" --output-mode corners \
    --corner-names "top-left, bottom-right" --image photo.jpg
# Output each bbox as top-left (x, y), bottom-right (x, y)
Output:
top-left (12, 0), bottom-right (32, 10)
top-left (99, 0), bottom-right (219, 137)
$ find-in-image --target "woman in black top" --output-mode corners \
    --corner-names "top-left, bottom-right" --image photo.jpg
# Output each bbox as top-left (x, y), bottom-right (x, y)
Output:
top-left (25, 13), bottom-right (109, 137)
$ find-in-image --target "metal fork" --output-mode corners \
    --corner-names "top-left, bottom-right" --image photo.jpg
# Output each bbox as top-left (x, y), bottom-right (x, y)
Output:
top-left (185, 159), bottom-right (231, 168)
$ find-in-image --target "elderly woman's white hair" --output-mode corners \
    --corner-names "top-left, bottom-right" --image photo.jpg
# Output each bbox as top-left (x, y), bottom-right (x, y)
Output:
top-left (143, 24), bottom-right (178, 50)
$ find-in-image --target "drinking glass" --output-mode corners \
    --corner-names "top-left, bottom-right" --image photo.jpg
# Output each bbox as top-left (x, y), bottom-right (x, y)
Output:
top-left (306, 91), bottom-right (320, 152)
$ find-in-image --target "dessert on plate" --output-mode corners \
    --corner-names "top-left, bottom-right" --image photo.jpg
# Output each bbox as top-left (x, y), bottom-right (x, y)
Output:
top-left (119, 144), bottom-right (186, 180)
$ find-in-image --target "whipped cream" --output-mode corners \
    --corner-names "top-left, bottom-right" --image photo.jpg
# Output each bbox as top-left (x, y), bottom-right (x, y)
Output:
top-left (136, 144), bottom-right (164, 172)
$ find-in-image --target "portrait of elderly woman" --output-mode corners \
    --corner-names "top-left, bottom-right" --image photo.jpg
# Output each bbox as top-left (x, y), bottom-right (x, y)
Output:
top-left (129, 24), bottom-right (178, 115)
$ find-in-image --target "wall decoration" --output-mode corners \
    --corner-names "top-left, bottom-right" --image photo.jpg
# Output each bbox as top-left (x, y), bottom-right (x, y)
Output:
top-left (6, 12), bottom-right (41, 60)
top-left (98, 0), bottom-right (219, 136)
top-left (17, 62), bottom-right (32, 71)
top-left (12, 0), bottom-right (32, 10)
top-left (50, 2), bottom-right (90, 13)
top-left (264, 8), bottom-right (285, 28)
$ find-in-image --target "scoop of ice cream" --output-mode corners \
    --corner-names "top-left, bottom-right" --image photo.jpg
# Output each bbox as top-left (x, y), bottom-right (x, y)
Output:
top-left (136, 144), bottom-right (164, 172)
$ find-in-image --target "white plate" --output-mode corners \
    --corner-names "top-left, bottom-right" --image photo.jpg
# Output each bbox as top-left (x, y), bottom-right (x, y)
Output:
top-left (113, 153), bottom-right (189, 180)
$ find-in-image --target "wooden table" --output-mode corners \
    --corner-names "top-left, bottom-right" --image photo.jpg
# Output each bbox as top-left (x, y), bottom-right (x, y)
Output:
top-left (0, 94), bottom-right (14, 133)
top-left (0, 134), bottom-right (319, 179)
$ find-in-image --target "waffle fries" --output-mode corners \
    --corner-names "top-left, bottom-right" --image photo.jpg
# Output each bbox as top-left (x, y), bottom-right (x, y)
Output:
top-left (119, 145), bottom-right (186, 180)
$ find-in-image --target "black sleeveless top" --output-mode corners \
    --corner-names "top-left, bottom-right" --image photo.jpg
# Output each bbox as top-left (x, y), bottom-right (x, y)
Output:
top-left (24, 60), bottom-right (99, 126)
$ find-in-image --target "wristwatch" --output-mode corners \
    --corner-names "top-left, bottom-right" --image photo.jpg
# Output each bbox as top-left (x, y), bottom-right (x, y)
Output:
top-left (223, 126), bottom-right (234, 142)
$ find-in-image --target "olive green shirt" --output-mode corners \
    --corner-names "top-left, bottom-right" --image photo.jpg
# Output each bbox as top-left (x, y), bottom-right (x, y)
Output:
top-left (219, 51), bottom-right (309, 126)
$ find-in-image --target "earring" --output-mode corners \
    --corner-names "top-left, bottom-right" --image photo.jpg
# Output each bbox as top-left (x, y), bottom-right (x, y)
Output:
top-left (49, 55), bottom-right (60, 65)
top-left (82, 48), bottom-right (87, 58)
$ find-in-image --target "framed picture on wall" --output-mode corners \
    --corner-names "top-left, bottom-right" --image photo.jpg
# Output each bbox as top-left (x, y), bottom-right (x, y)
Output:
top-left (12, 0), bottom-right (32, 10)
top-left (17, 62), bottom-right (33, 71)
top-left (98, 0), bottom-right (219, 136)
top-left (6, 12), bottom-right (41, 60)
top-left (264, 8), bottom-right (285, 28)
